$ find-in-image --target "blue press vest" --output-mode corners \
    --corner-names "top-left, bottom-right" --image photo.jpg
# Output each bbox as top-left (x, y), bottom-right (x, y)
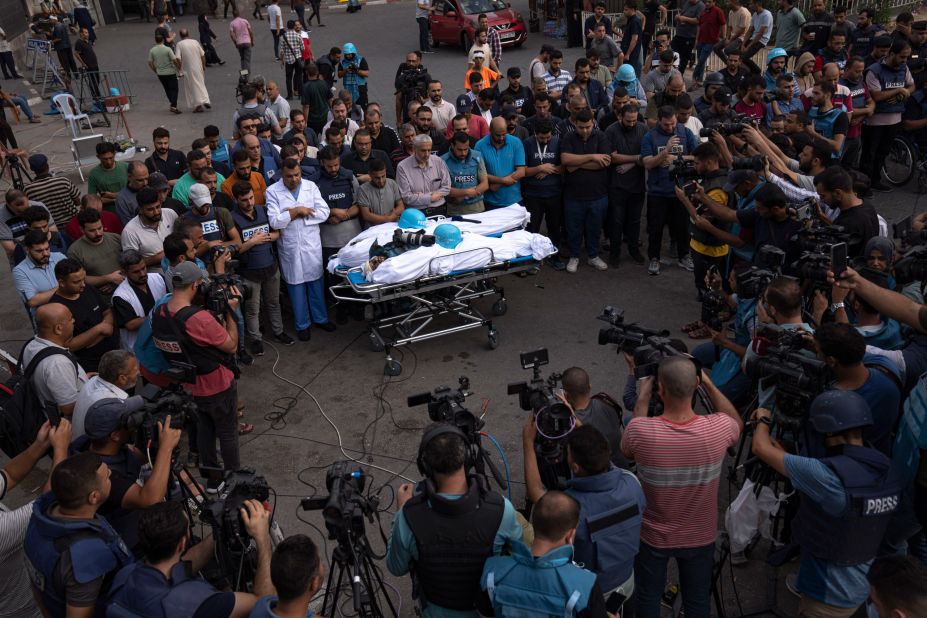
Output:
top-left (441, 150), bottom-right (483, 206)
top-left (808, 105), bottom-right (847, 158)
top-left (522, 136), bottom-right (562, 196)
top-left (793, 445), bottom-right (901, 566)
top-left (482, 542), bottom-right (597, 618)
top-left (25, 492), bottom-right (134, 618)
top-left (840, 77), bottom-right (867, 117)
top-left (869, 61), bottom-right (909, 114)
top-left (107, 561), bottom-right (217, 618)
top-left (565, 466), bottom-right (645, 591)
top-left (231, 204), bottom-right (276, 271)
top-left (315, 167), bottom-right (354, 212)
top-left (644, 124), bottom-right (696, 197)
top-left (184, 207), bottom-right (227, 244)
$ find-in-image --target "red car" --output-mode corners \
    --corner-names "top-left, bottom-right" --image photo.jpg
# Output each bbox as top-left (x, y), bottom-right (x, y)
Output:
top-left (428, 0), bottom-right (528, 52)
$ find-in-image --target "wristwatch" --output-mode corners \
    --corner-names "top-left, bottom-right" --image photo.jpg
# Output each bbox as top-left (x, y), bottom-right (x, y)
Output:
top-left (829, 302), bottom-right (845, 313)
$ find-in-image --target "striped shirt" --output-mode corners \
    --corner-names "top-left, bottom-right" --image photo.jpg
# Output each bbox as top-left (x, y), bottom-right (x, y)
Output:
top-left (543, 69), bottom-right (572, 96)
top-left (621, 413), bottom-right (740, 548)
top-left (0, 473), bottom-right (41, 618)
top-left (24, 175), bottom-right (81, 226)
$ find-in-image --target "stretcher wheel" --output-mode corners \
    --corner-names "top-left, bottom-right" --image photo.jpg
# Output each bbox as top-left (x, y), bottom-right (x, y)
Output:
top-left (491, 299), bottom-right (508, 316)
top-left (369, 332), bottom-right (384, 352)
top-left (384, 359), bottom-right (402, 377)
top-left (488, 329), bottom-right (499, 349)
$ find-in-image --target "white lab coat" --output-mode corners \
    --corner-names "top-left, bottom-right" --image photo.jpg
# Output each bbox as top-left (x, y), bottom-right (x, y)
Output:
top-left (266, 178), bottom-right (331, 284)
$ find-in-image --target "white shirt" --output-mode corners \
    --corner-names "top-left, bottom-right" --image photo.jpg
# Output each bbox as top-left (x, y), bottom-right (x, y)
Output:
top-left (322, 118), bottom-right (360, 145)
top-left (72, 376), bottom-right (129, 439)
top-left (266, 3), bottom-right (282, 30)
top-left (266, 178), bottom-right (331, 284)
top-left (424, 99), bottom-right (457, 133)
top-left (121, 209), bottom-right (179, 259)
top-left (685, 116), bottom-right (706, 142)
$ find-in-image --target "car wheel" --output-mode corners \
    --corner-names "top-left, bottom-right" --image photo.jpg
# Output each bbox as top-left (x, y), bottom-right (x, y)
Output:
top-left (461, 31), bottom-right (473, 52)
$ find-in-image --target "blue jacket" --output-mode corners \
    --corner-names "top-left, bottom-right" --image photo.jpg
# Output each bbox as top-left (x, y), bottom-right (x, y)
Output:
top-left (565, 466), bottom-right (646, 591)
top-left (481, 542), bottom-right (598, 617)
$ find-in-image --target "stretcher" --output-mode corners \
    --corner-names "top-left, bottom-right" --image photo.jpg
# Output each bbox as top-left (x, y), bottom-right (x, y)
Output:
top-left (330, 247), bottom-right (542, 376)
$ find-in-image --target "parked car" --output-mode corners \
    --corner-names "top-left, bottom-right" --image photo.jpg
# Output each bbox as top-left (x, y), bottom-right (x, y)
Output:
top-left (428, 0), bottom-right (528, 52)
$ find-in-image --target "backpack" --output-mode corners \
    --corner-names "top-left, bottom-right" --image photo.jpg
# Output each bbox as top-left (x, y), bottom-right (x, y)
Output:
top-left (0, 341), bottom-right (76, 458)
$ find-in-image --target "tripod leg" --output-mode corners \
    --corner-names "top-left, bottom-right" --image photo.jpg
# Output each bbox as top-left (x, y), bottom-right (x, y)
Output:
top-left (362, 553), bottom-right (398, 618)
top-left (322, 553), bottom-right (345, 617)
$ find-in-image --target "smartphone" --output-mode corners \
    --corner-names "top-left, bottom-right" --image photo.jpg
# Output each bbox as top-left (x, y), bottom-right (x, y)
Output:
top-left (893, 215), bottom-right (913, 240)
top-left (831, 242), bottom-right (848, 279)
top-left (44, 404), bottom-right (61, 428)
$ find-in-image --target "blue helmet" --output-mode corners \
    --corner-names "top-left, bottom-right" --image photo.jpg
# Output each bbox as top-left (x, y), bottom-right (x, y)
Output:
top-left (767, 47), bottom-right (788, 63)
top-left (809, 390), bottom-right (872, 434)
top-left (342, 42), bottom-right (357, 55)
top-left (434, 224), bottom-right (463, 249)
top-left (617, 64), bottom-right (637, 83)
top-left (398, 208), bottom-right (427, 229)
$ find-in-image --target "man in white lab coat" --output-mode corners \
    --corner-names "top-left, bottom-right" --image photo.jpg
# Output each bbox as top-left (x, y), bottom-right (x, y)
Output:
top-left (266, 159), bottom-right (333, 341)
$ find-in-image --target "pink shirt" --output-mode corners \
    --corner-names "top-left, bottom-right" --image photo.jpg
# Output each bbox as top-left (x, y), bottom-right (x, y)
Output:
top-left (621, 413), bottom-right (740, 548)
top-left (229, 17), bottom-right (252, 46)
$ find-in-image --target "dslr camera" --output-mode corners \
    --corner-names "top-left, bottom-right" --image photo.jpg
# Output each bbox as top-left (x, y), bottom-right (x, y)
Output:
top-left (699, 122), bottom-right (746, 137)
top-left (393, 228), bottom-right (436, 248)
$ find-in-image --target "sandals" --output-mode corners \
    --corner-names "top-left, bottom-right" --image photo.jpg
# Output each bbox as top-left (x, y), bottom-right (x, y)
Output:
top-left (238, 422), bottom-right (254, 435)
top-left (681, 320), bottom-right (704, 333)
top-left (688, 325), bottom-right (713, 339)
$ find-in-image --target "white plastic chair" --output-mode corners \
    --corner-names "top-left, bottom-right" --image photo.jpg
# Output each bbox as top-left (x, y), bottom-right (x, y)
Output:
top-left (52, 93), bottom-right (92, 137)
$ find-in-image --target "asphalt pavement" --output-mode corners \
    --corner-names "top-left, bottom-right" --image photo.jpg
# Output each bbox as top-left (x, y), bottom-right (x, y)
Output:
top-left (1, 3), bottom-right (922, 615)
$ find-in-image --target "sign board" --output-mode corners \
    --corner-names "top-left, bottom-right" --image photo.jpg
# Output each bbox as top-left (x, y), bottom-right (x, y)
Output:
top-left (26, 38), bottom-right (52, 53)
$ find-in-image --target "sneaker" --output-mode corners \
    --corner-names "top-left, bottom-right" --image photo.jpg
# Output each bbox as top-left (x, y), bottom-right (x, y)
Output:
top-left (566, 257), bottom-right (579, 273)
top-left (297, 328), bottom-right (311, 342)
top-left (315, 321), bottom-right (337, 332)
top-left (678, 255), bottom-right (695, 271)
top-left (238, 349), bottom-right (254, 366)
top-left (250, 340), bottom-right (264, 357)
top-left (648, 258), bottom-right (661, 276)
top-left (205, 479), bottom-right (221, 495)
top-left (629, 250), bottom-right (646, 265)
top-left (274, 331), bottom-right (295, 346)
top-left (546, 256), bottom-right (566, 271)
top-left (588, 256), bottom-right (608, 271)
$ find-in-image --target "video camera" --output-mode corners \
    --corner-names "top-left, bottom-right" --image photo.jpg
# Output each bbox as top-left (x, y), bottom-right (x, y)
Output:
top-left (743, 324), bottom-right (830, 426)
top-left (201, 468), bottom-right (270, 541)
top-left (409, 377), bottom-right (508, 490)
top-left (731, 155), bottom-right (765, 172)
top-left (796, 223), bottom-right (851, 254)
top-left (597, 305), bottom-right (671, 353)
top-left (125, 383), bottom-right (198, 452)
top-left (669, 155), bottom-right (698, 186)
top-left (396, 65), bottom-right (431, 109)
top-left (735, 245), bottom-right (785, 299)
top-left (700, 122), bottom-right (746, 138)
top-left (235, 69), bottom-right (250, 104)
top-left (894, 244), bottom-right (927, 285)
top-left (200, 271), bottom-right (248, 316)
top-left (301, 460), bottom-right (373, 542)
top-left (508, 349), bottom-right (573, 465)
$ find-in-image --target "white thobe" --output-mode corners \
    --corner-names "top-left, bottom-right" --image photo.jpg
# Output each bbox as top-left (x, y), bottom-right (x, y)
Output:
top-left (266, 178), bottom-right (331, 285)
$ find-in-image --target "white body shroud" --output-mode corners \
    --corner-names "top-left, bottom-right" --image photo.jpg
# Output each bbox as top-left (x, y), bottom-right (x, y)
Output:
top-left (327, 204), bottom-right (531, 273)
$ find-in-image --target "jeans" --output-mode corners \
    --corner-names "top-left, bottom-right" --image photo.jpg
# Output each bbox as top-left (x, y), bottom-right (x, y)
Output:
top-left (607, 188), bottom-right (644, 256)
top-left (417, 16), bottom-right (430, 52)
top-left (294, 4), bottom-right (306, 28)
top-left (564, 195), bottom-right (608, 259)
top-left (692, 42), bottom-right (716, 82)
top-left (524, 193), bottom-right (563, 244)
top-left (237, 44), bottom-right (252, 72)
top-left (271, 29), bottom-right (280, 59)
top-left (157, 74), bottom-right (179, 107)
top-left (0, 51), bottom-right (19, 78)
top-left (646, 194), bottom-right (689, 260)
top-left (195, 382), bottom-right (239, 471)
top-left (241, 271), bottom-right (285, 342)
top-left (738, 40), bottom-right (766, 74)
top-left (222, 0), bottom-right (234, 17)
top-left (285, 61), bottom-right (303, 99)
top-left (635, 541), bottom-right (715, 618)
top-left (308, 0), bottom-right (322, 24)
top-left (671, 35), bottom-right (695, 73)
top-left (286, 278), bottom-right (329, 331)
top-left (5, 96), bottom-right (35, 120)
top-left (861, 122), bottom-right (899, 188)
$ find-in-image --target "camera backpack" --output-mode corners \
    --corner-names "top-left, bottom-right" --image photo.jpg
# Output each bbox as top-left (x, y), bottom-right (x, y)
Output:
top-left (0, 340), bottom-right (77, 458)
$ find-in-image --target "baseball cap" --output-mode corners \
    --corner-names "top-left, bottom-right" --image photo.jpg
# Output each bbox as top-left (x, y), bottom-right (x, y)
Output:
top-left (455, 94), bottom-right (472, 113)
top-left (148, 172), bottom-right (169, 191)
top-left (28, 153), bottom-right (48, 172)
top-left (471, 50), bottom-right (485, 59)
top-left (507, 67), bottom-right (521, 78)
top-left (84, 397), bottom-right (145, 440)
top-left (188, 183), bottom-right (211, 207)
top-left (501, 106), bottom-right (518, 119)
top-left (723, 169), bottom-right (758, 192)
top-left (712, 87), bottom-right (732, 104)
top-left (171, 260), bottom-right (209, 286)
top-left (873, 34), bottom-right (893, 48)
top-left (915, 20), bottom-right (927, 32)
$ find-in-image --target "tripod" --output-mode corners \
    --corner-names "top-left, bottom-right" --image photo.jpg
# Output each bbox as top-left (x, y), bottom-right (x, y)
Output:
top-left (322, 534), bottom-right (398, 618)
top-left (0, 154), bottom-right (32, 190)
